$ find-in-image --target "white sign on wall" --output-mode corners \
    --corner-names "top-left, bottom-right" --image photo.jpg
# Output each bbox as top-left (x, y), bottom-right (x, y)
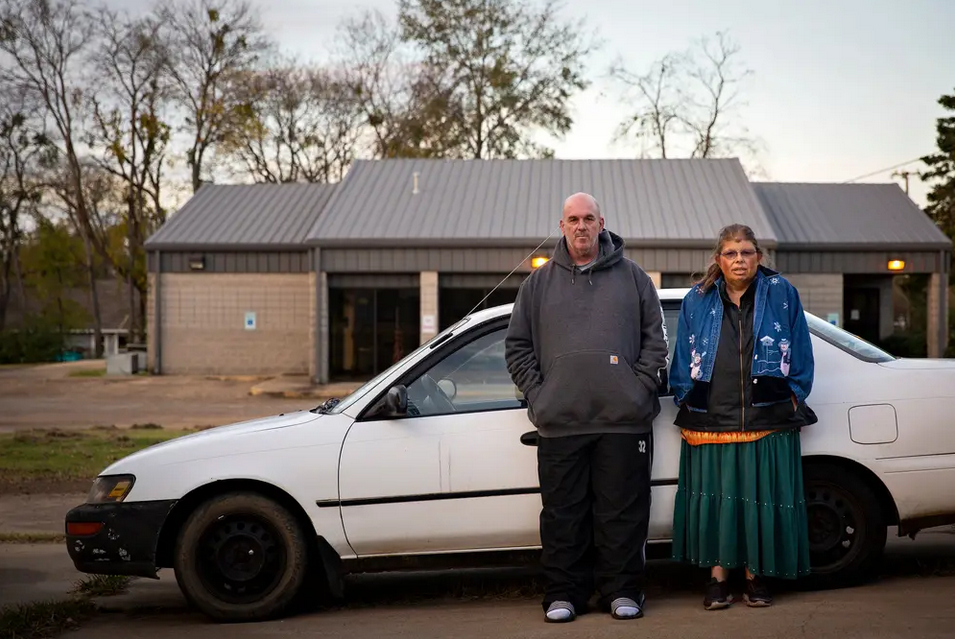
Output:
top-left (421, 314), bottom-right (436, 332)
top-left (245, 311), bottom-right (257, 330)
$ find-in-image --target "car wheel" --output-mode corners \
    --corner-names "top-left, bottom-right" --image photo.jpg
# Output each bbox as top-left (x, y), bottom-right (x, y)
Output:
top-left (173, 492), bottom-right (309, 622)
top-left (804, 463), bottom-right (886, 578)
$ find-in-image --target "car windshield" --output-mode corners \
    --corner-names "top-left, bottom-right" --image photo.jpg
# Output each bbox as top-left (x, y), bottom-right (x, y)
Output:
top-left (805, 312), bottom-right (895, 363)
top-left (322, 316), bottom-right (472, 414)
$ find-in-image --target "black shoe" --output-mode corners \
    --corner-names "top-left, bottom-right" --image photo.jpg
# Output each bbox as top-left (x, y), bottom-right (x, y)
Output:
top-left (744, 577), bottom-right (773, 607)
top-left (703, 578), bottom-right (734, 610)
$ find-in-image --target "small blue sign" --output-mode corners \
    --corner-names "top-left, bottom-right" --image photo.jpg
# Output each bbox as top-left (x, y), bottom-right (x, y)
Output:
top-left (245, 311), bottom-right (256, 330)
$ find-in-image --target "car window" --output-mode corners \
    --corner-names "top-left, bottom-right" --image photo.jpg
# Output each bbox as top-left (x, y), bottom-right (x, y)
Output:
top-left (805, 312), bottom-right (895, 363)
top-left (663, 304), bottom-right (679, 367)
top-left (405, 327), bottom-right (522, 417)
top-left (328, 316), bottom-right (471, 414)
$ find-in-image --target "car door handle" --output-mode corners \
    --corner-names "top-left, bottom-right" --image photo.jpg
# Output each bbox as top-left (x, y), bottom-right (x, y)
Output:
top-left (520, 431), bottom-right (539, 447)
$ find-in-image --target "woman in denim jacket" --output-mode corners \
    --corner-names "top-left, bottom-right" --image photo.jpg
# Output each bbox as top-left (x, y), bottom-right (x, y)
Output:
top-left (669, 224), bottom-right (817, 610)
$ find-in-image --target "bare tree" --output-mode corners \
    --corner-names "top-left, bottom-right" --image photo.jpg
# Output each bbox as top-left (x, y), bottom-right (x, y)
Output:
top-left (336, 9), bottom-right (462, 159)
top-left (225, 60), bottom-right (363, 183)
top-left (611, 31), bottom-right (764, 173)
top-left (0, 0), bottom-right (107, 355)
top-left (87, 8), bottom-right (172, 342)
top-left (0, 85), bottom-right (53, 330)
top-left (157, 0), bottom-right (273, 192)
top-left (609, 53), bottom-right (681, 159)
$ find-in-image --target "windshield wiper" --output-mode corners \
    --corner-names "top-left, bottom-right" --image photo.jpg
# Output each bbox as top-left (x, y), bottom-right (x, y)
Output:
top-left (312, 397), bottom-right (340, 414)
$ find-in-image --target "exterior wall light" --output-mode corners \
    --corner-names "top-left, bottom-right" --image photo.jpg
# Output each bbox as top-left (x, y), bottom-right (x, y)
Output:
top-left (189, 255), bottom-right (205, 271)
top-left (531, 256), bottom-right (549, 269)
top-left (887, 259), bottom-right (905, 271)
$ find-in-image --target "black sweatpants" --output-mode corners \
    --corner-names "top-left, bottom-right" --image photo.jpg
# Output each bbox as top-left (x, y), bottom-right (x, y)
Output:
top-left (537, 431), bottom-right (653, 612)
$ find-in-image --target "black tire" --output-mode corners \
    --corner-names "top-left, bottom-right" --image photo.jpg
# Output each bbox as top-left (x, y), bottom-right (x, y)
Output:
top-left (173, 492), bottom-right (309, 622)
top-left (804, 463), bottom-right (887, 580)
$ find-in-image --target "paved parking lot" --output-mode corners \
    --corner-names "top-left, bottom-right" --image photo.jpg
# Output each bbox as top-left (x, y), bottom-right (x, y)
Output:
top-left (30, 531), bottom-right (955, 638)
top-left (2, 362), bottom-right (954, 637)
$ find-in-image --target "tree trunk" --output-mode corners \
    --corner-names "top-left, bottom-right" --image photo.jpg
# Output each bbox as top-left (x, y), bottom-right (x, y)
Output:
top-left (0, 257), bottom-right (11, 332)
top-left (0, 262), bottom-right (13, 333)
top-left (13, 252), bottom-right (26, 309)
top-left (81, 231), bottom-right (104, 359)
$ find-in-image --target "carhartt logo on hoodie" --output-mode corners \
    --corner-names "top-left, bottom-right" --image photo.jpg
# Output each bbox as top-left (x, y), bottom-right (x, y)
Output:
top-left (610, 355), bottom-right (618, 365)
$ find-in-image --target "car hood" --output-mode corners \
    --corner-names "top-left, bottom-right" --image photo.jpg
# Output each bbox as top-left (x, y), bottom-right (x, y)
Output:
top-left (878, 358), bottom-right (955, 371)
top-left (101, 410), bottom-right (323, 473)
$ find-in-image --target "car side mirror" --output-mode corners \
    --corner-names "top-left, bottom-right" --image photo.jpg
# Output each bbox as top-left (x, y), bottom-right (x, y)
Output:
top-left (385, 385), bottom-right (408, 415)
top-left (437, 378), bottom-right (457, 400)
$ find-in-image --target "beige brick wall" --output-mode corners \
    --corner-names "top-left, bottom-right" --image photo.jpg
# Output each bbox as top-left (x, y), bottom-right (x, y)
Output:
top-left (420, 271), bottom-right (438, 344)
top-left (785, 274), bottom-right (843, 325)
top-left (157, 273), bottom-right (312, 375)
top-left (646, 271), bottom-right (662, 288)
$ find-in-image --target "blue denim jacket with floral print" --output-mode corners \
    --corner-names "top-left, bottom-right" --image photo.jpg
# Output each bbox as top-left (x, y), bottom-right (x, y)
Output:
top-left (670, 266), bottom-right (814, 408)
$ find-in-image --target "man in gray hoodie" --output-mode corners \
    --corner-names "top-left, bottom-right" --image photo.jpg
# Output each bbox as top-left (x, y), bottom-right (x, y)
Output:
top-left (505, 192), bottom-right (668, 623)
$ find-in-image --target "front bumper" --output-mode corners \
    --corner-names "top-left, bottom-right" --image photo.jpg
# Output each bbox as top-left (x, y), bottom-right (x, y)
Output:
top-left (65, 500), bottom-right (177, 579)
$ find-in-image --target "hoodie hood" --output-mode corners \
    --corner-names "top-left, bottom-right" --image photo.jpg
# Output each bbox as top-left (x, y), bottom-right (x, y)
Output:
top-left (552, 230), bottom-right (625, 283)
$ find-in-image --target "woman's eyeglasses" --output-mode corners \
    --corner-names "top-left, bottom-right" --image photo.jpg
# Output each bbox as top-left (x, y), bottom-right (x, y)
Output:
top-left (720, 249), bottom-right (758, 260)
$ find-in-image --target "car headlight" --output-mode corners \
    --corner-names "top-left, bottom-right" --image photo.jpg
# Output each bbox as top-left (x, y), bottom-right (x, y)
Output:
top-left (87, 475), bottom-right (136, 504)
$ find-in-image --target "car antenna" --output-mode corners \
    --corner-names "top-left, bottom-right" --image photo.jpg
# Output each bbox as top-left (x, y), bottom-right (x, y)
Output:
top-left (462, 226), bottom-right (559, 319)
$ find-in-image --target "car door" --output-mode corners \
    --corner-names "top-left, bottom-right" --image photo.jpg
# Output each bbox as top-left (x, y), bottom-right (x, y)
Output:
top-left (647, 301), bottom-right (683, 539)
top-left (337, 304), bottom-right (684, 557)
top-left (337, 318), bottom-right (541, 556)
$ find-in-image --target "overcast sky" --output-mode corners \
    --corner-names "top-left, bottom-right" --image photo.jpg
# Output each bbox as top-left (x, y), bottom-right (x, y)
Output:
top-left (109, 0), bottom-right (954, 208)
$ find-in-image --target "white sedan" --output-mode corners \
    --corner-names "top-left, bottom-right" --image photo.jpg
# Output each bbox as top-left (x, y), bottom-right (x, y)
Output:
top-left (65, 289), bottom-right (955, 622)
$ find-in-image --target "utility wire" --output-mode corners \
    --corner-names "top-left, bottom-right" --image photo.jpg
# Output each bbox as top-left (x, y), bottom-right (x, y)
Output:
top-left (841, 157), bottom-right (926, 183)
top-left (464, 226), bottom-right (559, 318)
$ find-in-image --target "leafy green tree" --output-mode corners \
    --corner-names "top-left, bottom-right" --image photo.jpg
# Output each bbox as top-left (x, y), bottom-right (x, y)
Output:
top-left (11, 219), bottom-right (90, 361)
top-left (397, 0), bottom-right (596, 159)
top-left (921, 89), bottom-right (955, 254)
top-left (919, 88), bottom-right (955, 355)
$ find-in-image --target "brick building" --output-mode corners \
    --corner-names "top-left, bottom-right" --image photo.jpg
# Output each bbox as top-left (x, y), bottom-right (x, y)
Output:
top-left (144, 158), bottom-right (952, 382)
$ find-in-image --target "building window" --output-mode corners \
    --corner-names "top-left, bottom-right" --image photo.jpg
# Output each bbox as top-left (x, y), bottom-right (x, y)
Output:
top-left (329, 287), bottom-right (420, 380)
top-left (661, 273), bottom-right (696, 289)
top-left (439, 288), bottom-right (518, 330)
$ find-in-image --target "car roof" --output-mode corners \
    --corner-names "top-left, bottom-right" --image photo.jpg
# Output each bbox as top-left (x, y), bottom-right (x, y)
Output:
top-left (467, 288), bottom-right (692, 324)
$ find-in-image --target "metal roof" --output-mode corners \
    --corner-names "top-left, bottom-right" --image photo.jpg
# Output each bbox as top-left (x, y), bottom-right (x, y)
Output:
top-left (305, 158), bottom-right (778, 248)
top-left (146, 183), bottom-right (336, 250)
top-left (754, 182), bottom-right (952, 251)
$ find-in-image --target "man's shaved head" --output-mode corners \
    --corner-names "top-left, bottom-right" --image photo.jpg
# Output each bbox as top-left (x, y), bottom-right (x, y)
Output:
top-left (560, 192), bottom-right (604, 264)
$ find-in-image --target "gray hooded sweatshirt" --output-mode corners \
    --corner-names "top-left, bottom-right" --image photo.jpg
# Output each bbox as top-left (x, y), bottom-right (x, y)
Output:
top-left (504, 229), bottom-right (669, 437)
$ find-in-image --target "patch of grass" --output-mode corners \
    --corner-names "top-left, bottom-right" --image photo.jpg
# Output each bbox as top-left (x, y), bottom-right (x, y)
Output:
top-left (67, 368), bottom-right (106, 378)
top-left (69, 575), bottom-right (132, 598)
top-left (0, 428), bottom-right (188, 488)
top-left (0, 532), bottom-right (65, 544)
top-left (0, 598), bottom-right (95, 639)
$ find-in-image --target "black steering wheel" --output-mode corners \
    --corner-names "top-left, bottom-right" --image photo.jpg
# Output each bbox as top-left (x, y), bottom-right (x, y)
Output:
top-left (419, 374), bottom-right (456, 414)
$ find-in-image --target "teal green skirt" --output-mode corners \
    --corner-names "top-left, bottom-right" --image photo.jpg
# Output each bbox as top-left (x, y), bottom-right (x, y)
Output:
top-left (671, 429), bottom-right (812, 579)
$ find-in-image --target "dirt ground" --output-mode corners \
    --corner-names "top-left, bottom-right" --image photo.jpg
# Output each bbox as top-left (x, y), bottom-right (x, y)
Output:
top-left (0, 360), bottom-right (321, 434)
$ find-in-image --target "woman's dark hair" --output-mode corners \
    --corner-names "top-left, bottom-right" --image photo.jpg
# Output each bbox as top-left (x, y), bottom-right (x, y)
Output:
top-left (694, 224), bottom-right (763, 293)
